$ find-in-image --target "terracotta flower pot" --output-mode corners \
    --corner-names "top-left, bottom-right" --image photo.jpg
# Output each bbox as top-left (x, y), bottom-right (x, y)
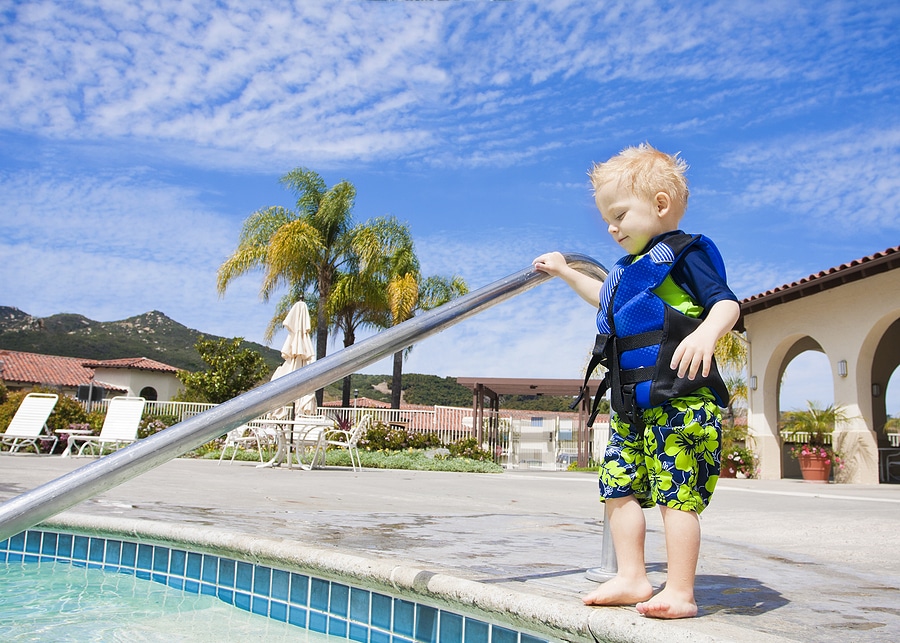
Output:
top-left (798, 452), bottom-right (832, 483)
top-left (719, 465), bottom-right (737, 478)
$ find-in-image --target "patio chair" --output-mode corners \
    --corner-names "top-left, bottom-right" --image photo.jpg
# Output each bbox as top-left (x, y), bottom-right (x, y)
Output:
top-left (321, 415), bottom-right (370, 472)
top-left (66, 396), bottom-right (145, 457)
top-left (1, 393), bottom-right (59, 454)
top-left (218, 425), bottom-right (266, 465)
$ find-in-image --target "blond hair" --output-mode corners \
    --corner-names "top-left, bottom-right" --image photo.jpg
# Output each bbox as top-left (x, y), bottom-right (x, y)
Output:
top-left (589, 143), bottom-right (689, 214)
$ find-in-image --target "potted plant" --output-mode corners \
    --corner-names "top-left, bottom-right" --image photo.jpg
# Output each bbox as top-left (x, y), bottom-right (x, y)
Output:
top-left (780, 402), bottom-right (848, 483)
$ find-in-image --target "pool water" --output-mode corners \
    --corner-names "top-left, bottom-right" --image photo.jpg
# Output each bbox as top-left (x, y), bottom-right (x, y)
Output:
top-left (0, 562), bottom-right (335, 642)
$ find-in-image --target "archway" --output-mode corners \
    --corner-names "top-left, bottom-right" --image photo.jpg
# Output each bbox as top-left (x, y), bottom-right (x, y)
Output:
top-left (776, 339), bottom-right (834, 479)
top-left (139, 386), bottom-right (158, 402)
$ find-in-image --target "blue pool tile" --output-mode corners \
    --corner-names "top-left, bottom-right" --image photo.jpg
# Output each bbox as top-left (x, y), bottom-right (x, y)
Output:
top-left (25, 531), bottom-right (41, 554)
top-left (309, 610), bottom-right (327, 633)
top-left (271, 569), bottom-right (289, 602)
top-left (186, 552), bottom-right (202, 580)
top-left (310, 577), bottom-right (329, 611)
top-left (119, 541), bottom-right (136, 569)
top-left (330, 582), bottom-right (349, 617)
top-left (290, 573), bottom-right (309, 606)
top-left (391, 636), bottom-right (414, 643)
top-left (135, 569), bottom-right (151, 581)
top-left (57, 533), bottom-right (73, 559)
top-left (288, 605), bottom-right (308, 628)
top-left (218, 558), bottom-right (235, 588)
top-left (201, 582), bottom-right (217, 597)
top-left (270, 600), bottom-right (287, 623)
top-left (234, 590), bottom-right (251, 611)
top-left (415, 604), bottom-right (438, 642)
top-left (394, 599), bottom-right (415, 638)
top-left (217, 587), bottom-right (234, 605)
top-left (371, 630), bottom-right (391, 643)
top-left (73, 535), bottom-right (89, 562)
top-left (202, 555), bottom-right (218, 584)
top-left (464, 618), bottom-right (489, 643)
top-left (328, 616), bottom-right (348, 638)
top-left (372, 592), bottom-right (393, 630)
top-left (152, 546), bottom-right (169, 573)
top-left (104, 540), bottom-right (121, 567)
top-left (251, 595), bottom-right (269, 617)
top-left (521, 634), bottom-right (549, 643)
top-left (439, 612), bottom-right (463, 643)
top-left (349, 622), bottom-right (369, 642)
top-left (136, 543), bottom-right (153, 570)
top-left (254, 565), bottom-right (271, 595)
top-left (184, 579), bottom-right (200, 594)
top-left (350, 587), bottom-right (371, 623)
top-left (6, 552), bottom-right (22, 562)
top-left (89, 538), bottom-right (105, 564)
top-left (9, 532), bottom-right (25, 552)
top-left (491, 624), bottom-right (517, 643)
top-left (235, 561), bottom-right (253, 592)
top-left (40, 532), bottom-right (58, 557)
top-left (167, 576), bottom-right (185, 591)
top-left (169, 549), bottom-right (185, 577)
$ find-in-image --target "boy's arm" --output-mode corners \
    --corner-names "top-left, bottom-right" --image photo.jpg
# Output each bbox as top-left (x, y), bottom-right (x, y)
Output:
top-left (670, 299), bottom-right (741, 380)
top-left (533, 251), bottom-right (603, 307)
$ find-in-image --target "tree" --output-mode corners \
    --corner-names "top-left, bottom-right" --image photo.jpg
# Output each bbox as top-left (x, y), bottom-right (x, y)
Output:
top-left (217, 168), bottom-right (384, 406)
top-left (387, 273), bottom-right (468, 409)
top-left (177, 337), bottom-right (269, 404)
top-left (326, 217), bottom-right (418, 407)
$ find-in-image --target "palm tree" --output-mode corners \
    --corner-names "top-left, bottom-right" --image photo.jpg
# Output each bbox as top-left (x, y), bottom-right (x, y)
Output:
top-left (217, 168), bottom-right (383, 405)
top-left (326, 217), bottom-right (416, 406)
top-left (387, 273), bottom-right (468, 409)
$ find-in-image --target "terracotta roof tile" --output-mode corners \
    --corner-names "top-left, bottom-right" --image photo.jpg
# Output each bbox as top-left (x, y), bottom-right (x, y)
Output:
top-left (0, 349), bottom-right (96, 388)
top-left (740, 245), bottom-right (900, 322)
top-left (82, 357), bottom-right (180, 374)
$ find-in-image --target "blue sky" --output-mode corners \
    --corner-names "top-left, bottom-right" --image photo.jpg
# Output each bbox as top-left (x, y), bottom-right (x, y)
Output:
top-left (1, 1), bottom-right (898, 413)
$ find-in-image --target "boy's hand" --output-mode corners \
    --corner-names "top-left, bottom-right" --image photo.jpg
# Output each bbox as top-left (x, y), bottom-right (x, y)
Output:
top-left (532, 251), bottom-right (568, 276)
top-left (671, 326), bottom-right (719, 380)
top-left (670, 300), bottom-right (741, 380)
top-left (532, 251), bottom-right (603, 307)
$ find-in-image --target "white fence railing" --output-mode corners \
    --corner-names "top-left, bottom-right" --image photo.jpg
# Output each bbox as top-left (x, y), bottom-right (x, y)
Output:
top-left (78, 398), bottom-right (603, 468)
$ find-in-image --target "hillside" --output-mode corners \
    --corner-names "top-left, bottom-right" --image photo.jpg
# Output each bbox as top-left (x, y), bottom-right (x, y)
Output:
top-left (0, 306), bottom-right (281, 372)
top-left (0, 306), bottom-right (577, 410)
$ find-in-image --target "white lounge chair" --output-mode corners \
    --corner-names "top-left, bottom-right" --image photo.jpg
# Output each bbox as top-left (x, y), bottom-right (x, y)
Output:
top-left (66, 396), bottom-right (145, 457)
top-left (1, 393), bottom-right (59, 454)
top-left (218, 425), bottom-right (266, 465)
top-left (320, 415), bottom-right (370, 472)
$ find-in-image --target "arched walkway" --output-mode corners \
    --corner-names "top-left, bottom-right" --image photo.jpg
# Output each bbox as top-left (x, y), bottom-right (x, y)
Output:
top-left (741, 246), bottom-right (900, 483)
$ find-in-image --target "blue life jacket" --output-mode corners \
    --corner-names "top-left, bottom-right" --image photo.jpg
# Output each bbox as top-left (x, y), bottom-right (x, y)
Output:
top-left (577, 233), bottom-right (731, 426)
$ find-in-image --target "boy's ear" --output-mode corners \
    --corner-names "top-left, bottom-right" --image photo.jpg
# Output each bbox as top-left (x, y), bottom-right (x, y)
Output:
top-left (654, 191), bottom-right (672, 218)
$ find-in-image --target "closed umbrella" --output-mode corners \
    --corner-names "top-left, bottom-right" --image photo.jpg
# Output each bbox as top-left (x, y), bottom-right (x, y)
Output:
top-left (271, 301), bottom-right (317, 416)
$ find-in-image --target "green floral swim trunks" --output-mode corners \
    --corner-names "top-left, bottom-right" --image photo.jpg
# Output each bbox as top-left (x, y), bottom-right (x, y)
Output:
top-left (598, 392), bottom-right (722, 513)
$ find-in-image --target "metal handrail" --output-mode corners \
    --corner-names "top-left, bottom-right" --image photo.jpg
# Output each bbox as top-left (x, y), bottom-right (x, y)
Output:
top-left (0, 254), bottom-right (606, 542)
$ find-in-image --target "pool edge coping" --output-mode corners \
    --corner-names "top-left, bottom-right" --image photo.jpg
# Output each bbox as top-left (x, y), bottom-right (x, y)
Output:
top-left (35, 512), bottom-right (788, 643)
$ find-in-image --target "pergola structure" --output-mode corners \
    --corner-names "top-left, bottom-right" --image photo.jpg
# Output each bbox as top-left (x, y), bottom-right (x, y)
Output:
top-left (455, 377), bottom-right (593, 466)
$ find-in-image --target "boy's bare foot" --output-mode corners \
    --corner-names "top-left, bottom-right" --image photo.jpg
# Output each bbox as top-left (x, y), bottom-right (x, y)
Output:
top-left (582, 575), bottom-right (654, 606)
top-left (635, 587), bottom-right (698, 619)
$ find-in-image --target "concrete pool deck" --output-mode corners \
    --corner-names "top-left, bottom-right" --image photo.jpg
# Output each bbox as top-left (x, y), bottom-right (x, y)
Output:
top-left (1, 457), bottom-right (899, 642)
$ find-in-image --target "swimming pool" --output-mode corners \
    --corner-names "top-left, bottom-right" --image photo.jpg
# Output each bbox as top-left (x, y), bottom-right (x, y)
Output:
top-left (1, 526), bottom-right (552, 643)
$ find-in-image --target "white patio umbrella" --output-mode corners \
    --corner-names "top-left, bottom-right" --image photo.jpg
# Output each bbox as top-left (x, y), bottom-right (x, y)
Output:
top-left (270, 301), bottom-right (317, 416)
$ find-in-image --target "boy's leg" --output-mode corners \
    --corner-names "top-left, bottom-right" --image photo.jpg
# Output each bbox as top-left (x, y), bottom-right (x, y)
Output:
top-left (582, 495), bottom-right (654, 605)
top-left (636, 506), bottom-right (699, 618)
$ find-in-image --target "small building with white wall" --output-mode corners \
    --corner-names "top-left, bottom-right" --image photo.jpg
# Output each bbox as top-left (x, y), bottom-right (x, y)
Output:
top-left (740, 246), bottom-right (900, 483)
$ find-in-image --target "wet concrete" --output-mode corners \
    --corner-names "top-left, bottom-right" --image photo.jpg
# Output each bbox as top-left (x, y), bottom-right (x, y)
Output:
top-left (1, 457), bottom-right (899, 642)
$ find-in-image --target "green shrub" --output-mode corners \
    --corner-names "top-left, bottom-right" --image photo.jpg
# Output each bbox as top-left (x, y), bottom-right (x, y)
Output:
top-left (447, 437), bottom-right (494, 462)
top-left (358, 421), bottom-right (443, 452)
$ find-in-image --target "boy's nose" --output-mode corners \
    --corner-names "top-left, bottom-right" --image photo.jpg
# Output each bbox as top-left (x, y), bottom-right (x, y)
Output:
top-left (607, 222), bottom-right (618, 234)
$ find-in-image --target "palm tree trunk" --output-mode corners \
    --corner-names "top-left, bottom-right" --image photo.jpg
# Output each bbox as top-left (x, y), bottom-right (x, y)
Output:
top-left (391, 350), bottom-right (403, 409)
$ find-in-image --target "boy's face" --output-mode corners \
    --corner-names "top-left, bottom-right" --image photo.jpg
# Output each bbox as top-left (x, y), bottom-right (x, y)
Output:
top-left (594, 180), bottom-right (679, 255)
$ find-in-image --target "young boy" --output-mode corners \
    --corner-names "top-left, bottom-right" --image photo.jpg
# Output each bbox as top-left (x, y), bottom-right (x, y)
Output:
top-left (533, 143), bottom-right (740, 619)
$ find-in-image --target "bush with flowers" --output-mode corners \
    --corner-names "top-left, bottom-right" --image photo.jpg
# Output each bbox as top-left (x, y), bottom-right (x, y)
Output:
top-left (789, 443), bottom-right (843, 470)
